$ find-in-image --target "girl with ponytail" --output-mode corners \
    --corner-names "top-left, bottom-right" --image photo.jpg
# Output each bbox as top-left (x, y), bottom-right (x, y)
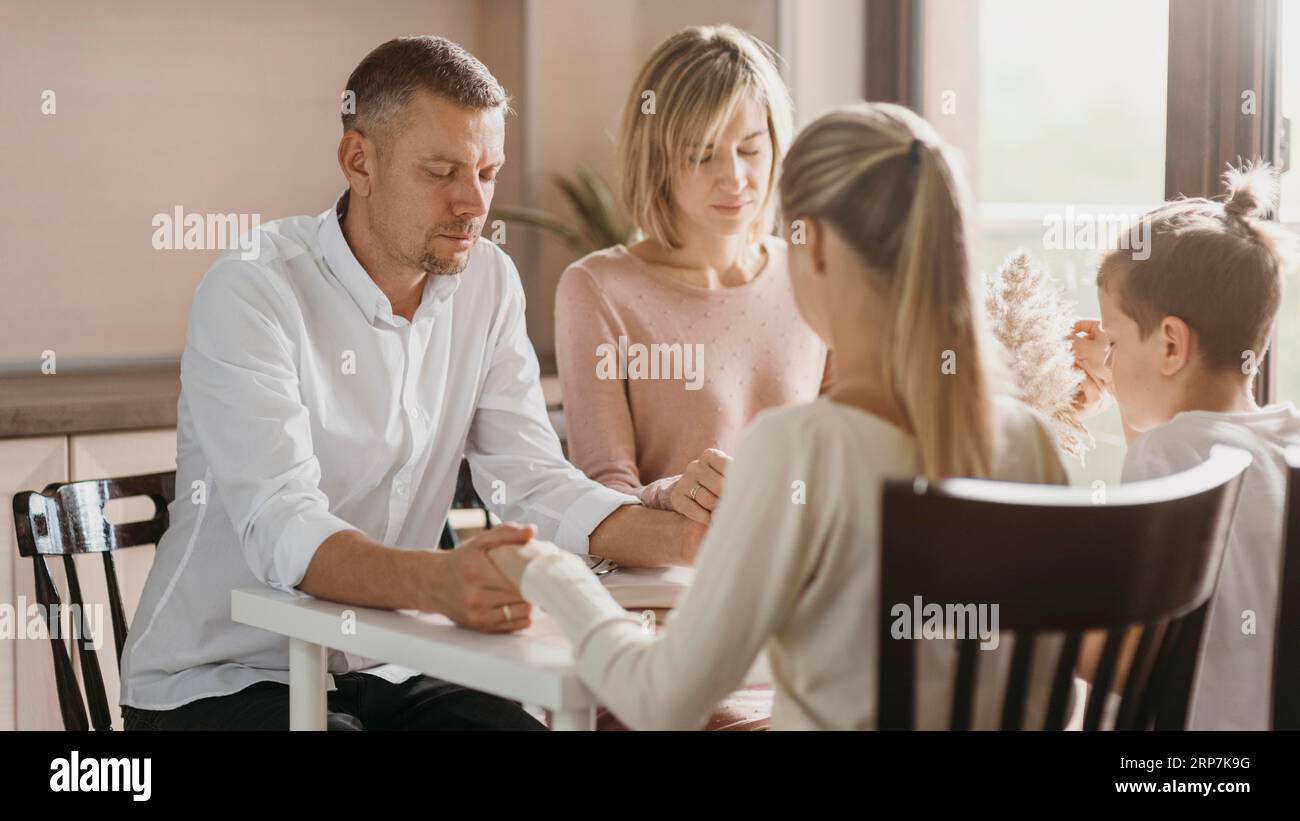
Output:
top-left (778, 103), bottom-right (1002, 479)
top-left (486, 103), bottom-right (1068, 730)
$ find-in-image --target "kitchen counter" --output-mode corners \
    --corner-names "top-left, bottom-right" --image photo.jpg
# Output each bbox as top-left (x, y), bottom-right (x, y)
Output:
top-left (0, 366), bottom-right (181, 438)
top-left (0, 366), bottom-right (564, 439)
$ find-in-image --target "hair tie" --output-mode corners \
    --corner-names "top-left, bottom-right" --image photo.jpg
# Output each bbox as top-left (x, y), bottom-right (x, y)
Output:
top-left (907, 137), bottom-right (923, 165)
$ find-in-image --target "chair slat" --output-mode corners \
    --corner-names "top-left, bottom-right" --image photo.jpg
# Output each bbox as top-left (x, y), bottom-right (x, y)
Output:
top-left (439, 519), bottom-right (458, 550)
top-left (878, 618), bottom-right (915, 730)
top-left (31, 555), bottom-right (88, 732)
top-left (1000, 635), bottom-right (1034, 730)
top-left (103, 552), bottom-right (129, 665)
top-left (62, 556), bottom-right (114, 731)
top-left (1083, 630), bottom-right (1123, 731)
top-left (1115, 625), bottom-right (1160, 730)
top-left (1046, 632), bottom-right (1081, 730)
top-left (1134, 617), bottom-right (1183, 730)
top-left (949, 639), bottom-right (979, 731)
top-left (1153, 611), bottom-right (1205, 730)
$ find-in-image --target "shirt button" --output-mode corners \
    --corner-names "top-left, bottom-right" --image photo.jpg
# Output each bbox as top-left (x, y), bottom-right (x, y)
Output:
top-left (395, 480), bottom-right (410, 498)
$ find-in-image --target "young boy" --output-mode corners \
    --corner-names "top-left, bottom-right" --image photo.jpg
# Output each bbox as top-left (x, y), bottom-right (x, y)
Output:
top-left (1073, 163), bottom-right (1299, 729)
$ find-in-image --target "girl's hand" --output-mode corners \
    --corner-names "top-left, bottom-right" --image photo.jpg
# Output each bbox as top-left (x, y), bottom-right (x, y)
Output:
top-left (1071, 319), bottom-right (1114, 419)
top-left (485, 539), bottom-right (557, 587)
top-left (667, 448), bottom-right (732, 525)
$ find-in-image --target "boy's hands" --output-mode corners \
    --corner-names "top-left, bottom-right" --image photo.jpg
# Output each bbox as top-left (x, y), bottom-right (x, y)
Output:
top-left (1071, 319), bottom-right (1114, 419)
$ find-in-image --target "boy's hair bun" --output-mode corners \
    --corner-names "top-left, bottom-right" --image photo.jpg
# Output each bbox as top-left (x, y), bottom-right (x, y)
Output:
top-left (1222, 161), bottom-right (1279, 221)
top-left (1098, 159), bottom-right (1293, 376)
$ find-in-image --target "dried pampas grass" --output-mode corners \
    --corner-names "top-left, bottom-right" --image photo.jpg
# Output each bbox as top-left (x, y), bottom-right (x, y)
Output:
top-left (986, 250), bottom-right (1094, 461)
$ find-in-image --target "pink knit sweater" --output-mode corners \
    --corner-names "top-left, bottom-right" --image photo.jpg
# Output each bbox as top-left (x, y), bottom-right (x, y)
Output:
top-left (554, 235), bottom-right (832, 508)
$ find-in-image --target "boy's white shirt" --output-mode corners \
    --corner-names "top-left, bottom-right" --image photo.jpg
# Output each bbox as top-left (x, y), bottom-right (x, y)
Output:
top-left (1121, 401), bottom-right (1300, 730)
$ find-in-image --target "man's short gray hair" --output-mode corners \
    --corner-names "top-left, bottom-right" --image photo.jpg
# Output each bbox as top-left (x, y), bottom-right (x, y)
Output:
top-left (342, 36), bottom-right (510, 143)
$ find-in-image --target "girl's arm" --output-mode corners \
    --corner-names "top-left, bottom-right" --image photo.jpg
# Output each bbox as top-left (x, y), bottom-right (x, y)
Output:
top-left (505, 412), bottom-right (819, 730)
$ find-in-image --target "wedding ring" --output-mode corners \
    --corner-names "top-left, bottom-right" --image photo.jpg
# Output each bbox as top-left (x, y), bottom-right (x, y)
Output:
top-left (688, 482), bottom-right (701, 502)
top-left (502, 603), bottom-right (512, 623)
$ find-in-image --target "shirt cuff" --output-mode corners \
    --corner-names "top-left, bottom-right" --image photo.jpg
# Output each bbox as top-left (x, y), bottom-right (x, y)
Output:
top-left (267, 510), bottom-right (356, 598)
top-left (520, 549), bottom-right (637, 652)
top-left (553, 484), bottom-right (639, 556)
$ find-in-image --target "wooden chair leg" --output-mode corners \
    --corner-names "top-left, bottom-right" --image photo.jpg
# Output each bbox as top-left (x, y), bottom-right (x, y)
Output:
top-left (32, 556), bottom-right (88, 732)
top-left (61, 556), bottom-right (114, 731)
top-left (103, 552), bottom-right (130, 665)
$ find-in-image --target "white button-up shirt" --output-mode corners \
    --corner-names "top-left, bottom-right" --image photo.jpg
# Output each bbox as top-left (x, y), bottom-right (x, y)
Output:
top-left (120, 194), bottom-right (637, 710)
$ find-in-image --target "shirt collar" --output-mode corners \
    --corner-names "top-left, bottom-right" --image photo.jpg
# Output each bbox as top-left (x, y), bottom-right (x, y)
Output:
top-left (318, 190), bottom-right (463, 326)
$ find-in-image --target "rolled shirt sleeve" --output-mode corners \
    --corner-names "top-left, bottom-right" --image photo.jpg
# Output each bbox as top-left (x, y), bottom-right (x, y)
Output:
top-left (466, 256), bottom-right (639, 555)
top-left (183, 260), bottom-right (356, 596)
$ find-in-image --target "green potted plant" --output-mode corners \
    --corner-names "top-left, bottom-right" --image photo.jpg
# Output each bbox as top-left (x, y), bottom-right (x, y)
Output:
top-left (489, 165), bottom-right (633, 254)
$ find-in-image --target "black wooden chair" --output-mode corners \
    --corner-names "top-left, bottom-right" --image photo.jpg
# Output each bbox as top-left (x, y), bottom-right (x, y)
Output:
top-left (11, 459), bottom-right (491, 728)
top-left (440, 458), bottom-right (493, 550)
top-left (12, 471), bottom-right (175, 731)
top-left (879, 445), bottom-right (1251, 730)
top-left (1273, 445), bottom-right (1300, 730)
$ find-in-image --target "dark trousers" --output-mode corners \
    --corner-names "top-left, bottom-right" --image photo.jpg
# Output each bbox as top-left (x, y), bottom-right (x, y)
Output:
top-left (121, 673), bottom-right (548, 731)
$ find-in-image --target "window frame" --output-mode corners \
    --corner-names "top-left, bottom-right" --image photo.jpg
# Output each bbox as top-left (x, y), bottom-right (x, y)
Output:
top-left (1166, 0), bottom-right (1281, 403)
top-left (883, 0), bottom-right (1283, 402)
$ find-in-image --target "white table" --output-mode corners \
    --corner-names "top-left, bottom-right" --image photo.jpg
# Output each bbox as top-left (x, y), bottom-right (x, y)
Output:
top-left (231, 585), bottom-right (598, 730)
top-left (232, 566), bottom-right (772, 731)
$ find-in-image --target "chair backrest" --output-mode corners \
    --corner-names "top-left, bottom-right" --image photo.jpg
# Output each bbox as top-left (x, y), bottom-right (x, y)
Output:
top-left (1273, 446), bottom-right (1300, 730)
top-left (879, 446), bottom-right (1251, 731)
top-left (12, 471), bottom-right (175, 731)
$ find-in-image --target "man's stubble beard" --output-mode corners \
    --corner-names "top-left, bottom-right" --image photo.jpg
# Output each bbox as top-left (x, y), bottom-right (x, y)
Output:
top-left (416, 223), bottom-right (479, 276)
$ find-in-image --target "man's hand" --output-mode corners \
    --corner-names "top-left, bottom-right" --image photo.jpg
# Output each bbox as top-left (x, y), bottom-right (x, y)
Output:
top-left (666, 447), bottom-right (732, 525)
top-left (1071, 318), bottom-right (1114, 419)
top-left (426, 523), bottom-right (536, 633)
top-left (298, 524), bottom-right (537, 631)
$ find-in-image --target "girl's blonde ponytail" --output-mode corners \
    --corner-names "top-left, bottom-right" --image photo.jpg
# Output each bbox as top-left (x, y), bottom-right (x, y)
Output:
top-left (781, 103), bottom-right (999, 479)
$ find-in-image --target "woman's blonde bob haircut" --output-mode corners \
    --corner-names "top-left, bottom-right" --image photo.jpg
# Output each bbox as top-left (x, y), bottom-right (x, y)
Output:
top-left (619, 25), bottom-right (793, 249)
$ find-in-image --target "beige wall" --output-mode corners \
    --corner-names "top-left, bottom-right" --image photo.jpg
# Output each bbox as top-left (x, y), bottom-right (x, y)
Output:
top-left (786, 0), bottom-right (865, 129)
top-left (0, 0), bottom-right (479, 372)
top-left (918, 0), bottom-right (980, 195)
top-left (1, 0), bottom-right (866, 375)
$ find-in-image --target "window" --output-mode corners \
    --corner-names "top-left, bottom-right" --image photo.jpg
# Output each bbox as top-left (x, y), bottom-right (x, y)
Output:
top-left (920, 0), bottom-right (1170, 485)
top-left (1276, 0), bottom-right (1300, 406)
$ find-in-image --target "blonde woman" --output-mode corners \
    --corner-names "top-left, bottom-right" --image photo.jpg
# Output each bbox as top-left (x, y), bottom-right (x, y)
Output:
top-left (555, 25), bottom-right (830, 528)
top-left (492, 104), bottom-right (1069, 730)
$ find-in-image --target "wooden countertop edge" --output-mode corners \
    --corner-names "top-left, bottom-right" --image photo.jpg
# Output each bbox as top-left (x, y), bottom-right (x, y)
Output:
top-left (0, 367), bottom-right (181, 439)
top-left (0, 367), bottom-right (563, 440)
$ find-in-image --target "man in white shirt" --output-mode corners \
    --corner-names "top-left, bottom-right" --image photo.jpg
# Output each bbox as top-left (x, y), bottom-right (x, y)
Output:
top-left (119, 36), bottom-right (702, 730)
